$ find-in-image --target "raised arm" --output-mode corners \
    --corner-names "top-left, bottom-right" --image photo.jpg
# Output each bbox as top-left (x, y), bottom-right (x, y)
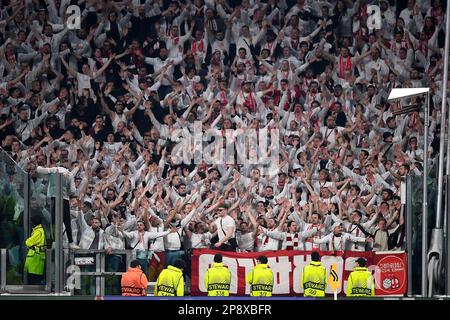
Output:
top-left (93, 55), bottom-right (115, 78)
top-left (60, 56), bottom-right (78, 78)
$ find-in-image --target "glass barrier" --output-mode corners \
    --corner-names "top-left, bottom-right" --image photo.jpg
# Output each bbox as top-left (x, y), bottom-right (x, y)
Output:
top-left (0, 148), bottom-right (58, 288)
top-left (104, 253), bottom-right (126, 296)
top-left (0, 149), bottom-right (27, 285)
top-left (409, 169), bottom-right (438, 294)
top-left (29, 169), bottom-right (58, 289)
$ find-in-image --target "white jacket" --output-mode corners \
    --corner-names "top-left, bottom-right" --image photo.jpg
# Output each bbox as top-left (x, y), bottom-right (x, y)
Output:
top-left (313, 232), bottom-right (366, 252)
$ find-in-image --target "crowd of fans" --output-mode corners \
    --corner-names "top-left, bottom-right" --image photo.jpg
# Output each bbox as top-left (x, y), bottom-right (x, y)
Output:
top-left (0, 0), bottom-right (447, 284)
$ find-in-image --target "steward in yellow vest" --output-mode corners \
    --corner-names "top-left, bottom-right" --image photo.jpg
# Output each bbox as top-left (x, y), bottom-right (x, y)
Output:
top-left (24, 215), bottom-right (46, 284)
top-left (204, 254), bottom-right (231, 296)
top-left (346, 257), bottom-right (375, 297)
top-left (246, 256), bottom-right (274, 297)
top-left (302, 251), bottom-right (327, 297)
top-left (155, 259), bottom-right (186, 296)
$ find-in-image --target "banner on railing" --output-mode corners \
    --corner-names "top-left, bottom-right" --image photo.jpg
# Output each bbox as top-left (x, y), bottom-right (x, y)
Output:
top-left (191, 249), bottom-right (407, 296)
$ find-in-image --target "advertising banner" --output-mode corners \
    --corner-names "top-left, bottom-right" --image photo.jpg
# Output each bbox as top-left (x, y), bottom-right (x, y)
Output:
top-left (191, 249), bottom-right (407, 296)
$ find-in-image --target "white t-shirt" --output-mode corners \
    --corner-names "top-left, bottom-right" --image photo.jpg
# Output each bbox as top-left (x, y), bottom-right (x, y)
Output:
top-left (191, 232), bottom-right (212, 249)
top-left (237, 231), bottom-right (254, 252)
top-left (215, 215), bottom-right (236, 243)
top-left (76, 72), bottom-right (97, 96)
top-left (320, 126), bottom-right (344, 145)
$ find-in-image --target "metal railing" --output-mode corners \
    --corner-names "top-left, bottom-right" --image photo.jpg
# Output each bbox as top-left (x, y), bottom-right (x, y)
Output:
top-left (0, 248), bottom-right (52, 294)
top-left (65, 249), bottom-right (134, 296)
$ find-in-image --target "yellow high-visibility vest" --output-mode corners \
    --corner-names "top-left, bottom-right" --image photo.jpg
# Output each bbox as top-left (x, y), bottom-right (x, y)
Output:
top-left (24, 224), bottom-right (46, 276)
top-left (154, 265), bottom-right (184, 296)
top-left (204, 262), bottom-right (231, 296)
top-left (302, 261), bottom-right (327, 297)
top-left (246, 264), bottom-right (274, 297)
top-left (346, 267), bottom-right (375, 297)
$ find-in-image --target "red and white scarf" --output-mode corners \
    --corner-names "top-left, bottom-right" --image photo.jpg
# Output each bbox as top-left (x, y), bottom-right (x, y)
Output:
top-left (390, 39), bottom-right (408, 56)
top-left (219, 90), bottom-right (228, 105)
top-left (338, 55), bottom-right (352, 78)
top-left (305, 224), bottom-right (321, 249)
top-left (171, 36), bottom-right (179, 45)
top-left (331, 235), bottom-right (344, 252)
top-left (417, 41), bottom-right (428, 56)
top-left (285, 232), bottom-right (300, 250)
top-left (192, 39), bottom-right (205, 54)
top-left (301, 77), bottom-right (312, 93)
top-left (264, 41), bottom-right (277, 56)
top-left (241, 91), bottom-right (255, 112)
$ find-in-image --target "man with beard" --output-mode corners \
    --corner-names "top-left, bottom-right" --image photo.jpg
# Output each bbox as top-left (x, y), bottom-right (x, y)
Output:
top-left (60, 55), bottom-right (115, 97)
top-left (320, 116), bottom-right (345, 145)
top-left (291, 211), bottom-right (330, 251)
top-left (32, 22), bottom-right (68, 52)
top-left (99, 91), bottom-right (142, 133)
top-left (313, 222), bottom-right (371, 253)
top-left (245, 207), bottom-right (280, 252)
top-left (141, 47), bottom-right (183, 98)
top-left (331, 210), bottom-right (379, 251)
top-left (148, 214), bottom-right (172, 281)
top-left (321, 46), bottom-right (372, 79)
top-left (260, 29), bottom-right (281, 60)
top-left (252, 185), bottom-right (277, 207)
top-left (169, 183), bottom-right (188, 203)
top-left (211, 30), bottom-right (231, 59)
top-left (13, 105), bottom-right (48, 143)
top-left (164, 21), bottom-right (195, 59)
top-left (259, 201), bottom-right (319, 250)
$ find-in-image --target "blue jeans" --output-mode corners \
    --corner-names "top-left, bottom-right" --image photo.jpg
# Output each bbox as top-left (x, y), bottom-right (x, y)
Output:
top-left (164, 250), bottom-right (185, 268)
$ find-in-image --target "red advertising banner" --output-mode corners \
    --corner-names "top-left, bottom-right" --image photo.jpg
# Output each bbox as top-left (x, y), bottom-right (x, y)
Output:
top-left (191, 249), bottom-right (407, 296)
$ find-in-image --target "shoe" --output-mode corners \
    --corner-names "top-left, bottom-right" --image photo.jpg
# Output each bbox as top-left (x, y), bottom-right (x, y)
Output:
top-left (69, 243), bottom-right (80, 249)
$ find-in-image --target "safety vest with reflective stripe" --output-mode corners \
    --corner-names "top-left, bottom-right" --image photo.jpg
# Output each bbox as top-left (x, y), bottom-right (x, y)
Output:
top-left (121, 267), bottom-right (148, 296)
top-left (246, 263), bottom-right (274, 297)
top-left (155, 265), bottom-right (184, 296)
top-left (204, 262), bottom-right (231, 296)
top-left (346, 267), bottom-right (375, 297)
top-left (302, 261), bottom-right (327, 297)
top-left (24, 224), bottom-right (46, 276)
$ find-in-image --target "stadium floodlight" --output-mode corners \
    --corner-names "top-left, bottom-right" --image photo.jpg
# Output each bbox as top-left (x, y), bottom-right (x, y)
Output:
top-left (388, 87), bottom-right (430, 298)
